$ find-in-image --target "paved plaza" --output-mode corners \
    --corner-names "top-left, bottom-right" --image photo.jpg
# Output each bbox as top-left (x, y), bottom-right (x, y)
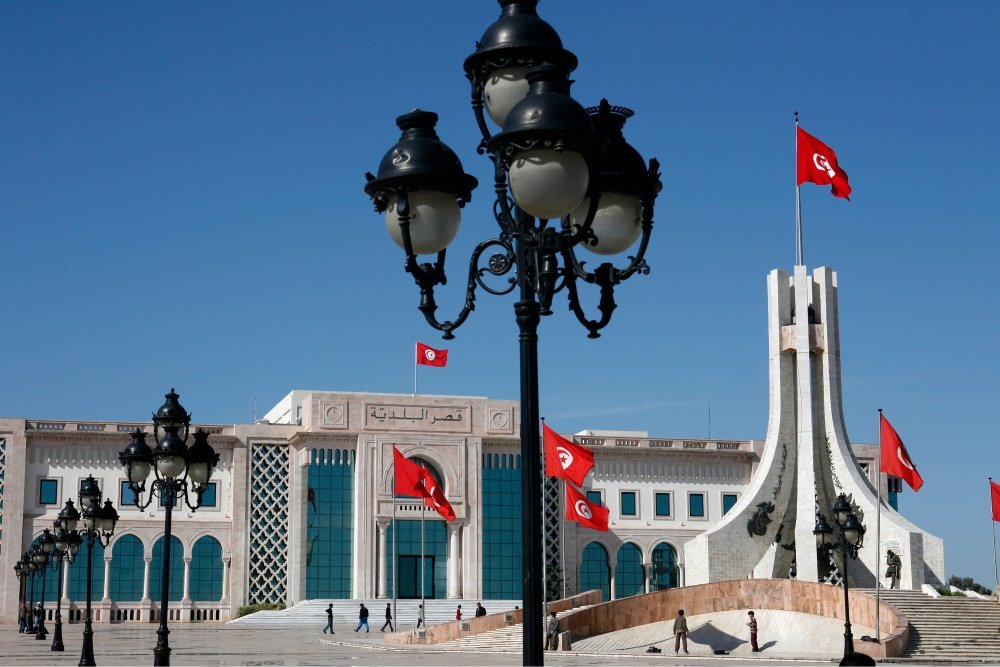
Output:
top-left (0, 620), bottom-right (842, 667)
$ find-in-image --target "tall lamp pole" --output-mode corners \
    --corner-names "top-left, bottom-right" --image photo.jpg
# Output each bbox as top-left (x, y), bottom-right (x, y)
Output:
top-left (814, 494), bottom-right (875, 667)
top-left (119, 389), bottom-right (220, 667)
top-left (33, 531), bottom-right (55, 640)
top-left (52, 504), bottom-right (83, 651)
top-left (13, 559), bottom-right (27, 633)
top-left (76, 478), bottom-right (119, 667)
top-left (364, 3), bottom-right (660, 665)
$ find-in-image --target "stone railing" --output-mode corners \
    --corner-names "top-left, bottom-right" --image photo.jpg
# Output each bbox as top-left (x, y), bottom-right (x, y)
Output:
top-left (573, 436), bottom-right (752, 452)
top-left (62, 600), bottom-right (228, 624)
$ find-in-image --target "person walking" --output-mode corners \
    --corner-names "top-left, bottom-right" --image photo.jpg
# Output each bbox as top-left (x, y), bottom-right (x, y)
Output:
top-left (323, 603), bottom-right (335, 634)
top-left (354, 603), bottom-right (369, 632)
top-left (546, 611), bottom-right (560, 650)
top-left (886, 549), bottom-right (902, 589)
top-left (747, 610), bottom-right (759, 652)
top-left (18, 602), bottom-right (27, 633)
top-left (416, 603), bottom-right (424, 628)
top-left (455, 604), bottom-right (462, 620)
top-left (475, 602), bottom-right (486, 617)
top-left (673, 609), bottom-right (689, 654)
top-left (381, 603), bottom-right (394, 632)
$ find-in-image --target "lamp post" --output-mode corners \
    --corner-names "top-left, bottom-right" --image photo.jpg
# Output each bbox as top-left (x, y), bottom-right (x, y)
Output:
top-left (33, 530), bottom-right (55, 640)
top-left (23, 552), bottom-right (37, 634)
top-left (51, 504), bottom-right (83, 651)
top-left (75, 477), bottom-right (119, 666)
top-left (13, 559), bottom-right (26, 633)
top-left (119, 389), bottom-right (220, 666)
top-left (364, 3), bottom-right (659, 665)
top-left (814, 494), bottom-right (874, 667)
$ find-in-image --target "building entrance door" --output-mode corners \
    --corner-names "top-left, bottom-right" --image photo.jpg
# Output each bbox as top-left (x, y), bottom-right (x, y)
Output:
top-left (397, 555), bottom-right (435, 599)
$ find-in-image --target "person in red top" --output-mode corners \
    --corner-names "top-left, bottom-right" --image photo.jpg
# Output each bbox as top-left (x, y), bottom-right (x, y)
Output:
top-left (455, 604), bottom-right (462, 620)
top-left (747, 610), bottom-right (759, 652)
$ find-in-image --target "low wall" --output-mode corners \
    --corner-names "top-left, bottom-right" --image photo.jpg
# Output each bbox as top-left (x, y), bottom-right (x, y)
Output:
top-left (560, 579), bottom-right (907, 660)
top-left (384, 590), bottom-right (601, 645)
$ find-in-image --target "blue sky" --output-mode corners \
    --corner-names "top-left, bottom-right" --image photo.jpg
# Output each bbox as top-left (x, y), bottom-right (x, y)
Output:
top-left (3, 2), bottom-right (998, 588)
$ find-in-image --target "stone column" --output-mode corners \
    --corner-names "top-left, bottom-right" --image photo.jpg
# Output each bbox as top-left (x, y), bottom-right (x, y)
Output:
top-left (142, 558), bottom-right (152, 600)
top-left (182, 557), bottom-right (191, 602)
top-left (643, 562), bottom-right (651, 594)
top-left (447, 523), bottom-right (462, 599)
top-left (376, 520), bottom-right (389, 599)
top-left (102, 556), bottom-right (112, 601)
top-left (61, 559), bottom-right (70, 604)
top-left (221, 558), bottom-right (231, 603)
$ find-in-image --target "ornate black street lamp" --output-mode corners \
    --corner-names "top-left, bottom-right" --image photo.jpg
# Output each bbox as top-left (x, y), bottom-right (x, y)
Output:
top-left (364, 3), bottom-right (660, 665)
top-left (74, 477), bottom-right (118, 667)
top-left (50, 505), bottom-right (83, 651)
top-left (814, 494), bottom-right (875, 667)
top-left (119, 389), bottom-right (220, 666)
top-left (25, 551), bottom-right (40, 634)
top-left (33, 530), bottom-right (55, 640)
top-left (13, 558), bottom-right (27, 633)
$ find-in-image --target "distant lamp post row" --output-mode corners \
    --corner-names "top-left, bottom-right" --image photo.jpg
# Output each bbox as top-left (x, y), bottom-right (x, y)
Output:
top-left (814, 494), bottom-right (875, 667)
top-left (119, 389), bottom-right (220, 667)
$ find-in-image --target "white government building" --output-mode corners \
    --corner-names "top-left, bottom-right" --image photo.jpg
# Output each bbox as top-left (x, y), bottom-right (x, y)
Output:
top-left (0, 265), bottom-right (944, 624)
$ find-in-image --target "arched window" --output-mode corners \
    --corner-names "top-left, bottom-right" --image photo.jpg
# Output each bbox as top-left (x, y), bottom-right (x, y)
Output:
top-left (615, 542), bottom-right (644, 598)
top-left (651, 542), bottom-right (679, 590)
top-left (29, 533), bottom-right (60, 603)
top-left (109, 534), bottom-right (145, 601)
top-left (149, 535), bottom-right (184, 601)
top-left (579, 542), bottom-right (610, 601)
top-left (67, 539), bottom-right (105, 602)
top-left (189, 536), bottom-right (222, 601)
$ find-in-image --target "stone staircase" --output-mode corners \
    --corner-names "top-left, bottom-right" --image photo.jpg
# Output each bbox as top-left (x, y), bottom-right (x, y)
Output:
top-left (436, 607), bottom-right (582, 651)
top-left (858, 588), bottom-right (1000, 660)
top-left (229, 598), bottom-right (521, 629)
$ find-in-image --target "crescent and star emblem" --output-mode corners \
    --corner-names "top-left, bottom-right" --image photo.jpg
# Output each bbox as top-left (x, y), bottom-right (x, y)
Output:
top-left (424, 349), bottom-right (436, 361)
top-left (575, 500), bottom-right (593, 520)
top-left (813, 152), bottom-right (836, 178)
top-left (897, 447), bottom-right (915, 470)
top-left (556, 446), bottom-right (574, 470)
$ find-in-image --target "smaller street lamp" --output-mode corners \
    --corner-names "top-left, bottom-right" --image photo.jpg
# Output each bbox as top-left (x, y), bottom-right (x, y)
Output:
top-left (33, 531), bottom-right (55, 640)
top-left (76, 478), bottom-right (119, 667)
top-left (814, 494), bottom-right (875, 667)
top-left (14, 556), bottom-right (29, 633)
top-left (23, 552), bottom-right (38, 634)
top-left (50, 501), bottom-right (83, 651)
top-left (119, 389), bottom-right (219, 667)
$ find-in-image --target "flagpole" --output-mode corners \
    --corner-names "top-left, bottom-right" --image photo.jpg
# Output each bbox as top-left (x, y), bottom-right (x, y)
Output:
top-left (795, 111), bottom-right (804, 266)
top-left (991, 477), bottom-right (999, 603)
top-left (421, 480), bottom-right (426, 624)
top-left (876, 409), bottom-right (883, 642)
top-left (561, 481), bottom-right (567, 600)
top-left (540, 418), bottom-right (549, 634)
top-left (392, 462), bottom-right (398, 631)
top-left (414, 342), bottom-right (418, 395)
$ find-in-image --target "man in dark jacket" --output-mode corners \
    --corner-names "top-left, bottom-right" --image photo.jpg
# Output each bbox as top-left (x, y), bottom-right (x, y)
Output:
top-left (354, 603), bottom-right (369, 632)
top-left (381, 603), bottom-right (394, 631)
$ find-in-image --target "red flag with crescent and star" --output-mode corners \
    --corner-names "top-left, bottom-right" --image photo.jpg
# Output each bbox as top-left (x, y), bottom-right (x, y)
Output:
top-left (416, 342), bottom-right (448, 367)
top-left (422, 473), bottom-right (456, 522)
top-left (990, 480), bottom-right (1000, 523)
top-left (879, 414), bottom-right (924, 491)
top-left (797, 126), bottom-right (852, 200)
top-left (393, 445), bottom-right (432, 499)
top-left (564, 481), bottom-right (609, 532)
top-left (543, 423), bottom-right (594, 487)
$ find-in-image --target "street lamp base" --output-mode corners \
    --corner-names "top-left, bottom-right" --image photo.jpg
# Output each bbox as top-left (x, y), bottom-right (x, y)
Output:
top-left (79, 624), bottom-right (96, 667)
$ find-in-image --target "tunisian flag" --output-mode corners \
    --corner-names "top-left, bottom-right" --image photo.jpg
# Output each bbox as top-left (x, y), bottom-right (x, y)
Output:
top-left (797, 126), bottom-right (852, 200)
top-left (416, 342), bottom-right (448, 367)
top-left (423, 475), bottom-right (456, 522)
top-left (543, 423), bottom-right (594, 487)
top-left (880, 414), bottom-right (924, 492)
top-left (393, 446), bottom-right (431, 499)
top-left (565, 482), bottom-right (609, 532)
top-left (990, 480), bottom-right (1000, 522)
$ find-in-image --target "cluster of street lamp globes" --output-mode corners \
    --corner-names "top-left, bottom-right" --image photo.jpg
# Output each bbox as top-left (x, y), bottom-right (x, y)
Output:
top-left (814, 494), bottom-right (876, 667)
top-left (12, 389), bottom-right (218, 667)
top-left (364, 2), bottom-right (661, 665)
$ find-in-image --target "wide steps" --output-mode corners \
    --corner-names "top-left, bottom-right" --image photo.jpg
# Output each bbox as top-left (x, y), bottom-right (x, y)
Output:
top-left (857, 588), bottom-right (1000, 659)
top-left (229, 598), bottom-right (522, 628)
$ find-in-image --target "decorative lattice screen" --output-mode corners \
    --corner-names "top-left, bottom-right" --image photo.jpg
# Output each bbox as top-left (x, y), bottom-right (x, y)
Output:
top-left (543, 476), bottom-right (562, 600)
top-left (248, 442), bottom-right (290, 604)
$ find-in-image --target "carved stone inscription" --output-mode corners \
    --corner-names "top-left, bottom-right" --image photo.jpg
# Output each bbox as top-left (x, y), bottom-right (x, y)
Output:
top-left (364, 403), bottom-right (471, 433)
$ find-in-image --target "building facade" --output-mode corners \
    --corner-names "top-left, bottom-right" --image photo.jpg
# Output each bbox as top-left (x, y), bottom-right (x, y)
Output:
top-left (1, 389), bottom-right (890, 623)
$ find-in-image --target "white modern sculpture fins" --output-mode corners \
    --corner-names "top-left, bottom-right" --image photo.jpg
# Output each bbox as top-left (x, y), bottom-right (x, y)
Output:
top-left (685, 266), bottom-right (944, 588)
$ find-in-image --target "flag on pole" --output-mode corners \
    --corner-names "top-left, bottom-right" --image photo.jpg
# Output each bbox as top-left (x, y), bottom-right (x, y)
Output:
top-left (393, 446), bottom-right (431, 499)
top-left (543, 423), bottom-right (594, 487)
top-left (991, 480), bottom-right (1000, 522)
top-left (564, 482), bottom-right (609, 532)
top-left (423, 475), bottom-right (456, 522)
top-left (416, 342), bottom-right (448, 367)
top-left (797, 126), bottom-right (852, 200)
top-left (879, 414), bottom-right (924, 491)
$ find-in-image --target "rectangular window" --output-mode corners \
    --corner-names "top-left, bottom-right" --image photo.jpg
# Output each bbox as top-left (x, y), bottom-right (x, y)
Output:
top-left (688, 492), bottom-right (706, 518)
top-left (722, 493), bottom-right (738, 515)
top-left (39, 479), bottom-right (59, 505)
top-left (620, 491), bottom-right (637, 517)
top-left (654, 492), bottom-right (672, 518)
top-left (200, 482), bottom-right (218, 508)
top-left (120, 481), bottom-right (137, 507)
top-left (586, 490), bottom-right (604, 506)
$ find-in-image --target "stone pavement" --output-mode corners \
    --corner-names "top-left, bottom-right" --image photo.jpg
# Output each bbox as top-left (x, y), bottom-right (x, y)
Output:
top-left (0, 620), bottom-right (838, 666)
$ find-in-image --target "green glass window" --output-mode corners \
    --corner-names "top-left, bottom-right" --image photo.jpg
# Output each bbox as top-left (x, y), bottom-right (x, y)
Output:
top-left (109, 534), bottom-right (145, 601)
top-left (306, 448), bottom-right (355, 599)
top-left (482, 452), bottom-right (522, 599)
top-left (615, 542), bottom-right (644, 598)
top-left (688, 493), bottom-right (705, 518)
top-left (620, 491), bottom-right (637, 517)
top-left (586, 490), bottom-right (603, 505)
top-left (119, 481), bottom-right (137, 507)
top-left (579, 542), bottom-right (610, 602)
top-left (200, 482), bottom-right (218, 508)
top-left (386, 519), bottom-right (446, 599)
top-left (722, 493), bottom-right (738, 515)
top-left (39, 479), bottom-right (58, 505)
top-left (189, 536), bottom-right (222, 601)
top-left (149, 535), bottom-right (185, 601)
top-left (654, 492), bottom-right (671, 517)
top-left (68, 539), bottom-right (105, 601)
top-left (651, 542), bottom-right (678, 590)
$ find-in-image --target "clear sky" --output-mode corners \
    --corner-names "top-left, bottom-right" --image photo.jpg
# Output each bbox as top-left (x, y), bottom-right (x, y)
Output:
top-left (3, 2), bottom-right (998, 589)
